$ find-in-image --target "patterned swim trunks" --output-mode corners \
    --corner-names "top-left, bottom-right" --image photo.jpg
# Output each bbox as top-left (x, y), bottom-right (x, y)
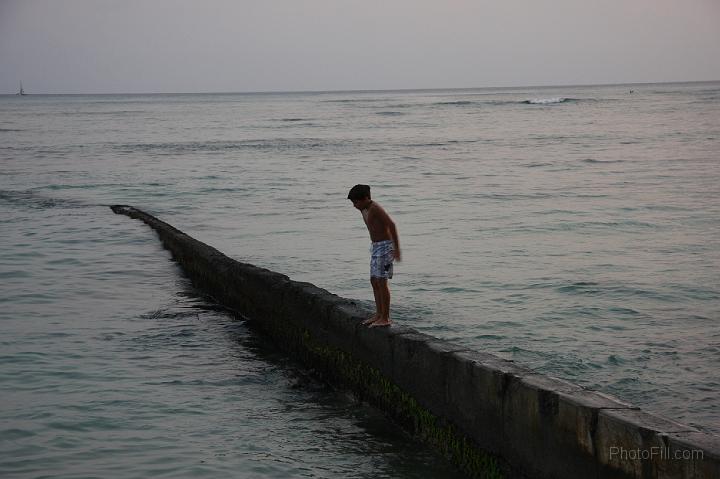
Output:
top-left (370, 240), bottom-right (394, 279)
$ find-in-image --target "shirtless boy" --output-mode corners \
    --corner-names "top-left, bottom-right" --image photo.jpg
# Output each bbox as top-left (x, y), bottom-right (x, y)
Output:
top-left (347, 184), bottom-right (401, 327)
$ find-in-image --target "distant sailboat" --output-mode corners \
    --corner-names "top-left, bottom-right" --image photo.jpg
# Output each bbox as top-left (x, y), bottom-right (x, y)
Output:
top-left (18, 81), bottom-right (26, 96)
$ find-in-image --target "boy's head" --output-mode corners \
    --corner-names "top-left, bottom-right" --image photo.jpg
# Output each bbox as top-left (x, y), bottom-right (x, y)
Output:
top-left (347, 184), bottom-right (371, 209)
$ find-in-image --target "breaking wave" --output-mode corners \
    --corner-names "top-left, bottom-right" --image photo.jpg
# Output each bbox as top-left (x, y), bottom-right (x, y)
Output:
top-left (522, 97), bottom-right (576, 105)
top-left (433, 97), bottom-right (590, 107)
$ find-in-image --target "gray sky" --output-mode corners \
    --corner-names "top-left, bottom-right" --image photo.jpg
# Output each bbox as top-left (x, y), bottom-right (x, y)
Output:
top-left (1, 0), bottom-right (719, 94)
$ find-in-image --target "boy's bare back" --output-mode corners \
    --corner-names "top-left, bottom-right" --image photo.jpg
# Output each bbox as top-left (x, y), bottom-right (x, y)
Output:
top-left (362, 202), bottom-right (390, 240)
top-left (361, 201), bottom-right (401, 261)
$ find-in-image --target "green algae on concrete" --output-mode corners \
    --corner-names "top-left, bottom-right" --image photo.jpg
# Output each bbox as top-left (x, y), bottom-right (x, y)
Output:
top-left (292, 327), bottom-right (505, 479)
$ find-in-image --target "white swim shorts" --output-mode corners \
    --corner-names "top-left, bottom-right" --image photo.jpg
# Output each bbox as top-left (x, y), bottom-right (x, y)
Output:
top-left (370, 240), bottom-right (394, 279)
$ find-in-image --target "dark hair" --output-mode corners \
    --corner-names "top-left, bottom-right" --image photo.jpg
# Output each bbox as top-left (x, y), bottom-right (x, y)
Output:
top-left (347, 184), bottom-right (371, 201)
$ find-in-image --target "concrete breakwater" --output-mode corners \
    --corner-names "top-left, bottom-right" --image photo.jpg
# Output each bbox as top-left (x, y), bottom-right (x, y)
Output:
top-left (111, 205), bottom-right (718, 479)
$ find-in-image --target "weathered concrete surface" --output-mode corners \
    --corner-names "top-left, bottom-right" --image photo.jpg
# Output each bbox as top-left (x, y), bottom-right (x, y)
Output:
top-left (111, 205), bottom-right (720, 479)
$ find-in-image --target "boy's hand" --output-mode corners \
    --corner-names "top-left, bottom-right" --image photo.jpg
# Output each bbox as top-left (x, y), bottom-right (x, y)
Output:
top-left (394, 249), bottom-right (402, 262)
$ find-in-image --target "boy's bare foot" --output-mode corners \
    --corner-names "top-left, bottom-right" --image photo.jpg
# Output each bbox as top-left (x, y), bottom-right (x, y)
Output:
top-left (362, 315), bottom-right (378, 325)
top-left (369, 319), bottom-right (391, 328)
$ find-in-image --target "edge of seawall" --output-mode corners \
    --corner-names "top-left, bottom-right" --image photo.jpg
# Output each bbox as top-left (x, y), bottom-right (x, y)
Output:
top-left (110, 205), bottom-right (720, 479)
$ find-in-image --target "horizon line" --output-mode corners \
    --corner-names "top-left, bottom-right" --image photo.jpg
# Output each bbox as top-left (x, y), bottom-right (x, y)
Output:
top-left (2, 79), bottom-right (719, 96)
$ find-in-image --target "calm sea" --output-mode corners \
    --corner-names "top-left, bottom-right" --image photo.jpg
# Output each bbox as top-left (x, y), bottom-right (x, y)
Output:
top-left (1, 83), bottom-right (718, 477)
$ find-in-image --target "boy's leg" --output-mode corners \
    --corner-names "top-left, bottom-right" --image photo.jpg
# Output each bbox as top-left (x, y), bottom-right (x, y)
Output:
top-left (370, 278), bottom-right (391, 327)
top-left (363, 277), bottom-right (381, 324)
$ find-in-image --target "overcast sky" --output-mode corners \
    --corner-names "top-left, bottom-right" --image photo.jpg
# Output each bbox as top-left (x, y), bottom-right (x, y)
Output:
top-left (1, 0), bottom-right (719, 94)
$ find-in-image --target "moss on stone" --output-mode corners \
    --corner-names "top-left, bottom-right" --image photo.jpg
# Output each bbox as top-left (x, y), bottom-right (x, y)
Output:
top-left (288, 327), bottom-right (504, 479)
top-left (167, 248), bottom-right (503, 478)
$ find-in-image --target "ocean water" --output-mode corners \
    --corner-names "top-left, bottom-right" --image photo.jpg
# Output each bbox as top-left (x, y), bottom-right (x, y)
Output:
top-left (1, 83), bottom-right (719, 477)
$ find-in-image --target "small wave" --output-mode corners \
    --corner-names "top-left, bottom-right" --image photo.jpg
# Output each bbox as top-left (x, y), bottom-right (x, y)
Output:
top-left (0, 189), bottom-right (88, 210)
top-left (476, 334), bottom-right (505, 340)
top-left (322, 98), bottom-right (387, 103)
top-left (523, 162), bottom-right (555, 168)
top-left (0, 429), bottom-right (35, 441)
top-left (59, 110), bottom-right (147, 116)
top-left (401, 142), bottom-right (449, 147)
top-left (607, 355), bottom-right (626, 365)
top-left (434, 100), bottom-right (476, 106)
top-left (522, 97), bottom-right (575, 105)
top-left (477, 192), bottom-right (555, 201)
top-left (694, 95), bottom-right (720, 102)
top-left (400, 139), bottom-right (479, 148)
top-left (558, 282), bottom-right (601, 295)
top-left (197, 187), bottom-right (250, 195)
top-left (608, 307), bottom-right (641, 316)
top-left (582, 158), bottom-right (624, 164)
top-left (557, 282), bottom-right (675, 302)
top-left (385, 103), bottom-right (418, 109)
top-left (278, 118), bottom-right (307, 122)
top-left (139, 308), bottom-right (200, 320)
top-left (114, 138), bottom-right (336, 153)
top-left (440, 287), bottom-right (473, 293)
top-left (376, 111), bottom-right (404, 116)
top-left (0, 128), bottom-right (22, 132)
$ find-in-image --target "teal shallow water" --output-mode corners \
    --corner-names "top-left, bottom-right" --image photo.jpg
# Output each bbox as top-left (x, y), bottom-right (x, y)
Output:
top-left (0, 205), bottom-right (464, 478)
top-left (1, 83), bottom-right (719, 476)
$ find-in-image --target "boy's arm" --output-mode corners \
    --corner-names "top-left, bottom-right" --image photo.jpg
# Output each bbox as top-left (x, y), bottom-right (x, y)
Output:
top-left (388, 219), bottom-right (401, 261)
top-left (377, 208), bottom-right (401, 262)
